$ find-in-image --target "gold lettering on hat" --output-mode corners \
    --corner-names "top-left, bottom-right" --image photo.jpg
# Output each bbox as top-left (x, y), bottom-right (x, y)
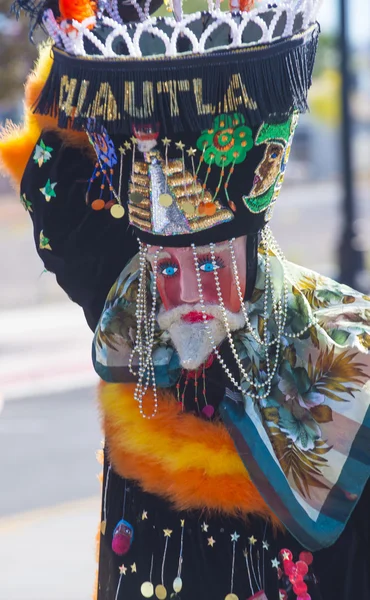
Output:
top-left (192, 79), bottom-right (216, 116)
top-left (75, 79), bottom-right (90, 117)
top-left (59, 75), bottom-right (77, 116)
top-left (157, 80), bottom-right (190, 117)
top-left (124, 81), bottom-right (154, 118)
top-left (219, 74), bottom-right (258, 114)
top-left (89, 82), bottom-right (119, 120)
top-left (57, 73), bottom-right (258, 122)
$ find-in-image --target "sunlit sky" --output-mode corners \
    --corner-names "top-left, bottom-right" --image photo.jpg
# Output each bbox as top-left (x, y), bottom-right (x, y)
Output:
top-left (319, 0), bottom-right (370, 46)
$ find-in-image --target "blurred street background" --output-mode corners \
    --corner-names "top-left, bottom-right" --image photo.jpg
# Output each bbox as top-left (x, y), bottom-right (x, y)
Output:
top-left (0, 0), bottom-right (369, 598)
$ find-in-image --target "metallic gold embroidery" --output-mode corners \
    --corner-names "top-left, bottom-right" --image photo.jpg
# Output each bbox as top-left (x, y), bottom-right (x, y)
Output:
top-left (59, 75), bottom-right (77, 117)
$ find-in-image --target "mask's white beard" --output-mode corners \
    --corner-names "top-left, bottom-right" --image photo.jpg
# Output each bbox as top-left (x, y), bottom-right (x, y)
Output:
top-left (157, 303), bottom-right (245, 370)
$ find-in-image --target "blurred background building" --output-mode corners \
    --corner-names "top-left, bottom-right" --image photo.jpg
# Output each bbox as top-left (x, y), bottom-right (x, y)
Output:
top-left (0, 0), bottom-right (369, 599)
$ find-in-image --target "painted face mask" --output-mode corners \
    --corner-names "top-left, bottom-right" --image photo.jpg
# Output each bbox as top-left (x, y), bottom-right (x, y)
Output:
top-left (146, 237), bottom-right (247, 370)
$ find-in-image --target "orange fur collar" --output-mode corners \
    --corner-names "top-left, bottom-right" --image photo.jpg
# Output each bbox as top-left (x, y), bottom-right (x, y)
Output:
top-left (99, 382), bottom-right (278, 522)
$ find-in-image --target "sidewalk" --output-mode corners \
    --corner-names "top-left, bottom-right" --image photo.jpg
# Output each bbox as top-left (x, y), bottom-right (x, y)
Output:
top-left (0, 302), bottom-right (98, 402)
top-left (0, 496), bottom-right (101, 600)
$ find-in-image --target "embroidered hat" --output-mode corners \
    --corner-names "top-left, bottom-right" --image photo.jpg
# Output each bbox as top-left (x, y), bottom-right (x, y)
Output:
top-left (14, 0), bottom-right (320, 247)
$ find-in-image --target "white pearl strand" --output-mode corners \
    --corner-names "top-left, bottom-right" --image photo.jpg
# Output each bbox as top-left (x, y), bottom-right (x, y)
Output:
top-left (128, 243), bottom-right (147, 376)
top-left (262, 226), bottom-right (318, 339)
top-left (191, 242), bottom-right (250, 397)
top-left (128, 229), bottom-right (318, 418)
top-left (208, 242), bottom-right (285, 400)
top-left (129, 243), bottom-right (162, 418)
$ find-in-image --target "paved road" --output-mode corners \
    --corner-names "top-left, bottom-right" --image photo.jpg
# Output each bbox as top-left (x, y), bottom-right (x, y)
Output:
top-left (0, 387), bottom-right (101, 600)
top-left (0, 387), bottom-right (101, 516)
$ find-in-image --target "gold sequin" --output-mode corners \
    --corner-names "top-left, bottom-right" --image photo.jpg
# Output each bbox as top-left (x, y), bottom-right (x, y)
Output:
top-left (168, 173), bottom-right (193, 187)
top-left (189, 209), bottom-right (233, 231)
top-left (129, 214), bottom-right (152, 231)
top-left (129, 205), bottom-right (151, 219)
top-left (159, 193), bottom-right (173, 207)
top-left (134, 162), bottom-right (150, 175)
top-left (59, 75), bottom-right (77, 117)
top-left (131, 174), bottom-right (149, 187)
top-left (129, 184), bottom-right (149, 199)
top-left (155, 584), bottom-right (167, 599)
top-left (181, 201), bottom-right (196, 216)
top-left (110, 204), bottom-right (125, 219)
top-left (162, 160), bottom-right (183, 175)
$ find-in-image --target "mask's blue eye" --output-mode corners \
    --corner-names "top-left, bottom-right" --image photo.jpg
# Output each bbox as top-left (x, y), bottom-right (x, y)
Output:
top-left (271, 152), bottom-right (278, 159)
top-left (199, 262), bottom-right (219, 272)
top-left (159, 263), bottom-right (178, 277)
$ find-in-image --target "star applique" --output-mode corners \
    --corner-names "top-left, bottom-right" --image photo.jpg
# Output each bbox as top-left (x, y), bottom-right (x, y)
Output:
top-left (119, 564), bottom-right (127, 575)
top-left (163, 529), bottom-right (173, 537)
top-left (118, 146), bottom-right (126, 155)
top-left (20, 193), bottom-right (33, 212)
top-left (100, 520), bottom-right (107, 535)
top-left (175, 141), bottom-right (185, 151)
top-left (141, 510), bottom-right (148, 520)
top-left (40, 179), bottom-right (57, 202)
top-left (207, 536), bottom-right (216, 547)
top-left (162, 137), bottom-right (171, 147)
top-left (201, 522), bottom-right (209, 532)
top-left (130, 136), bottom-right (138, 145)
top-left (33, 139), bottom-right (53, 167)
top-left (124, 141), bottom-right (132, 150)
top-left (131, 563), bottom-right (137, 573)
top-left (282, 550), bottom-right (291, 561)
top-left (262, 541), bottom-right (269, 550)
top-left (230, 532), bottom-right (240, 542)
top-left (271, 558), bottom-right (280, 569)
top-left (243, 548), bottom-right (249, 558)
top-left (248, 535), bottom-right (257, 545)
top-left (180, 519), bottom-right (185, 527)
top-left (39, 230), bottom-right (52, 251)
top-left (186, 147), bottom-right (197, 157)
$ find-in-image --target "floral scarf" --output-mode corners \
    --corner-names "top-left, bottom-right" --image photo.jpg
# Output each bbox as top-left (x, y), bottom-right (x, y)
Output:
top-left (93, 249), bottom-right (370, 551)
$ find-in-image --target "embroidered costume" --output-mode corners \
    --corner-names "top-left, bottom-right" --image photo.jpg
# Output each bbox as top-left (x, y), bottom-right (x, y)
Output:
top-left (1, 1), bottom-right (369, 599)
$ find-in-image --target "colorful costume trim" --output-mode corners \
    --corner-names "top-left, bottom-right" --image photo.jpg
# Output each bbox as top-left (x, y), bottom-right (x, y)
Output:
top-left (100, 381), bottom-right (278, 522)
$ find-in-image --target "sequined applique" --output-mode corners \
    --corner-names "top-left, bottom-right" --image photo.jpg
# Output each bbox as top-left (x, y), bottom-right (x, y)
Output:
top-left (39, 179), bottom-right (57, 202)
top-left (20, 193), bottom-right (33, 212)
top-left (39, 230), bottom-right (52, 250)
top-left (33, 139), bottom-right (53, 167)
top-left (197, 113), bottom-right (254, 167)
top-left (243, 116), bottom-right (297, 214)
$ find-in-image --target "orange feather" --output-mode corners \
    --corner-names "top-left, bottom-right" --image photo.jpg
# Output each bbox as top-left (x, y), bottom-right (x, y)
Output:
top-left (58, 0), bottom-right (97, 21)
top-left (0, 43), bottom-right (93, 189)
top-left (100, 382), bottom-right (279, 524)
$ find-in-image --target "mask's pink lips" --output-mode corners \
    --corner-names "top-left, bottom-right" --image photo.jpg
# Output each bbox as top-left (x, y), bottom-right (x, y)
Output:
top-left (181, 311), bottom-right (214, 323)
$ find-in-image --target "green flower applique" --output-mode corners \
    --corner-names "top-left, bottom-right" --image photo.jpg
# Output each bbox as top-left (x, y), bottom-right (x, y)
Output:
top-left (39, 230), bottom-right (52, 251)
top-left (33, 139), bottom-right (53, 167)
top-left (196, 113), bottom-right (253, 167)
top-left (20, 193), bottom-right (33, 212)
top-left (40, 179), bottom-right (57, 202)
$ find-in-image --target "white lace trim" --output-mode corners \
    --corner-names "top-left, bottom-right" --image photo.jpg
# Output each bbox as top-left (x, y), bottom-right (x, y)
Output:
top-left (43, 0), bottom-right (321, 59)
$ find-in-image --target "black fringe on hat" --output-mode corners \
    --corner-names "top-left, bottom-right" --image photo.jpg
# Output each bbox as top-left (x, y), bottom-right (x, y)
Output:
top-left (33, 24), bottom-right (319, 134)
